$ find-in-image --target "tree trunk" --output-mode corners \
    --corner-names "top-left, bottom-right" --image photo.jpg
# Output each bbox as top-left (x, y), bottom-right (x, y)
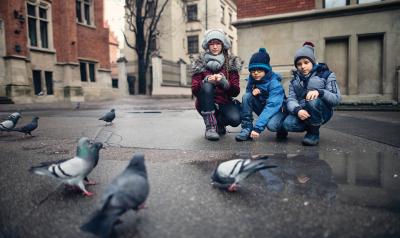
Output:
top-left (138, 55), bottom-right (147, 94)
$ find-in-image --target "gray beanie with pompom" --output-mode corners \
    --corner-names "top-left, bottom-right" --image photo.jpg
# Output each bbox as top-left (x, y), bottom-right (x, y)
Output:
top-left (293, 41), bottom-right (316, 65)
top-left (201, 29), bottom-right (231, 50)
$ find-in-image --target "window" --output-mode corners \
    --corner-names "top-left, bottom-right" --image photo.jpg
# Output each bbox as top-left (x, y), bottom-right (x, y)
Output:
top-left (80, 61), bottom-right (96, 82)
top-left (27, 1), bottom-right (50, 48)
top-left (187, 5), bottom-right (197, 22)
top-left (33, 70), bottom-right (42, 95)
top-left (45, 71), bottom-right (53, 95)
top-left (76, 0), bottom-right (93, 25)
top-left (221, 6), bottom-right (225, 24)
top-left (323, 0), bottom-right (349, 8)
top-left (112, 78), bottom-right (119, 88)
top-left (187, 36), bottom-right (199, 54)
top-left (146, 0), bottom-right (156, 18)
top-left (149, 35), bottom-right (157, 52)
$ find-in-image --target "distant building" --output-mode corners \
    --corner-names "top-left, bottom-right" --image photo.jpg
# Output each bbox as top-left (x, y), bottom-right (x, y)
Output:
top-left (121, 0), bottom-right (238, 95)
top-left (234, 0), bottom-right (400, 104)
top-left (0, 0), bottom-right (118, 104)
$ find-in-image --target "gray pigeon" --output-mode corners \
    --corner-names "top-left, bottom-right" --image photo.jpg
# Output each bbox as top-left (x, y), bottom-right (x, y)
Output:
top-left (74, 102), bottom-right (81, 110)
top-left (29, 137), bottom-right (103, 196)
top-left (0, 112), bottom-right (21, 131)
top-left (12, 116), bottom-right (39, 136)
top-left (81, 153), bottom-right (149, 238)
top-left (211, 156), bottom-right (276, 192)
top-left (99, 109), bottom-right (115, 126)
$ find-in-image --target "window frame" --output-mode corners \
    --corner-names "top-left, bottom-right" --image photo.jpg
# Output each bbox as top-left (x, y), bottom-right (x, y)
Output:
top-left (187, 35), bottom-right (199, 54)
top-left (76, 0), bottom-right (94, 26)
top-left (26, 0), bottom-right (52, 49)
top-left (187, 4), bottom-right (198, 22)
top-left (79, 61), bottom-right (97, 82)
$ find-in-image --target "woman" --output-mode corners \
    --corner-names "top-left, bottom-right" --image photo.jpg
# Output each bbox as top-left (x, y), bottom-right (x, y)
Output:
top-left (192, 29), bottom-right (242, 141)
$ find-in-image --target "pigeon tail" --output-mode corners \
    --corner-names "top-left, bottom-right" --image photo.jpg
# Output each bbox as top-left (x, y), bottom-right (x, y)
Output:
top-left (81, 196), bottom-right (124, 238)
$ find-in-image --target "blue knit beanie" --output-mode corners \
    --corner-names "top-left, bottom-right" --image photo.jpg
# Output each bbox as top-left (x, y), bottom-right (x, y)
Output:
top-left (248, 48), bottom-right (271, 72)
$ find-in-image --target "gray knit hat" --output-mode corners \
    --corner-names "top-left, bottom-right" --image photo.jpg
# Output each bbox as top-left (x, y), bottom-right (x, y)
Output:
top-left (201, 29), bottom-right (231, 50)
top-left (293, 42), bottom-right (316, 65)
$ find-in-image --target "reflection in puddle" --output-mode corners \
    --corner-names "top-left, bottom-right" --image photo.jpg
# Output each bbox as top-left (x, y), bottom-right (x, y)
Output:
top-left (190, 151), bottom-right (400, 212)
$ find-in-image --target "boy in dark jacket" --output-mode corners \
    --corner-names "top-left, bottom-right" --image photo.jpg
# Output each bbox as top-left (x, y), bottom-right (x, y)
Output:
top-left (283, 42), bottom-right (341, 146)
top-left (235, 48), bottom-right (287, 141)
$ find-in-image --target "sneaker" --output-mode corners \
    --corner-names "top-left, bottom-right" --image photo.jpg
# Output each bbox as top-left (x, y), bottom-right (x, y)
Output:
top-left (276, 130), bottom-right (288, 140)
top-left (302, 131), bottom-right (319, 146)
top-left (235, 129), bottom-right (251, 141)
top-left (205, 128), bottom-right (220, 141)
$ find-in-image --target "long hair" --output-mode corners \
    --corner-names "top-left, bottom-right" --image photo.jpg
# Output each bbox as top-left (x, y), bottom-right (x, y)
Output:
top-left (223, 49), bottom-right (230, 80)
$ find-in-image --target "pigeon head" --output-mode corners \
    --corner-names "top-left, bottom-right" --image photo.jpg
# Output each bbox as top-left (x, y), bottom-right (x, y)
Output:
top-left (8, 112), bottom-right (22, 122)
top-left (76, 137), bottom-right (104, 160)
top-left (32, 116), bottom-right (39, 122)
top-left (127, 153), bottom-right (147, 176)
top-left (111, 109), bottom-right (115, 112)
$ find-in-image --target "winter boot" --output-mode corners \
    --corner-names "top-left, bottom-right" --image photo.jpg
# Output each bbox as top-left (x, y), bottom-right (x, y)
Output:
top-left (302, 126), bottom-right (320, 146)
top-left (235, 128), bottom-right (252, 142)
top-left (201, 111), bottom-right (219, 141)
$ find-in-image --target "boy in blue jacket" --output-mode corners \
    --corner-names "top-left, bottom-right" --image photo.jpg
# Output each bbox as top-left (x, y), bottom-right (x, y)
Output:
top-left (283, 42), bottom-right (341, 146)
top-left (236, 48), bottom-right (287, 142)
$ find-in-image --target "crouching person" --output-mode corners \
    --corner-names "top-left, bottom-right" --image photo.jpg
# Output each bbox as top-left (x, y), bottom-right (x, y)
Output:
top-left (235, 48), bottom-right (287, 142)
top-left (283, 42), bottom-right (341, 146)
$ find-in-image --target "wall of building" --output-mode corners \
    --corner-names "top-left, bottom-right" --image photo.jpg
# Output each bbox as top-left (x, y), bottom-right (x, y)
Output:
top-left (234, 1), bottom-right (400, 103)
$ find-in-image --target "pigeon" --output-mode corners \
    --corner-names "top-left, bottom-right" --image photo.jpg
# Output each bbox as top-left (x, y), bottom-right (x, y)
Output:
top-left (12, 116), bottom-right (39, 136)
top-left (0, 112), bottom-right (22, 131)
top-left (211, 156), bottom-right (276, 192)
top-left (74, 102), bottom-right (81, 110)
top-left (99, 109), bottom-right (115, 126)
top-left (29, 137), bottom-right (103, 196)
top-left (81, 153), bottom-right (149, 238)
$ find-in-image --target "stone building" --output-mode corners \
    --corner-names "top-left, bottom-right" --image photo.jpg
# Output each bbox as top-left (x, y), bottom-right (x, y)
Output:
top-left (0, 0), bottom-right (118, 104)
top-left (121, 0), bottom-right (238, 95)
top-left (234, 0), bottom-right (400, 104)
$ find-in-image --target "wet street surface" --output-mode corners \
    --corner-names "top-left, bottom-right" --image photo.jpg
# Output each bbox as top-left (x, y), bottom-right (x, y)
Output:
top-left (0, 98), bottom-right (399, 238)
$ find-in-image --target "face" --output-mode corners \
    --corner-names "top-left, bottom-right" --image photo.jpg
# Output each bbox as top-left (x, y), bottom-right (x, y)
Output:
top-left (296, 58), bottom-right (313, 76)
top-left (250, 69), bottom-right (266, 81)
top-left (208, 40), bottom-right (223, 55)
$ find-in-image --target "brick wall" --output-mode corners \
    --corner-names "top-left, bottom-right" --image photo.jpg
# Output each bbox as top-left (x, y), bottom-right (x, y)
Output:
top-left (237, 0), bottom-right (315, 19)
top-left (0, 0), bottom-right (29, 57)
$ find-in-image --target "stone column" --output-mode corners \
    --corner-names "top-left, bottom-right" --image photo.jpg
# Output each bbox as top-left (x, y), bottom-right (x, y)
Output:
top-left (117, 57), bottom-right (128, 96)
top-left (151, 55), bottom-right (163, 95)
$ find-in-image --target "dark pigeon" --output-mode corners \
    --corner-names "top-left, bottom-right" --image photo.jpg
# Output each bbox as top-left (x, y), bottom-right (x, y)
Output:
top-left (81, 153), bottom-right (149, 237)
top-left (0, 112), bottom-right (21, 131)
top-left (99, 109), bottom-right (115, 126)
top-left (211, 156), bottom-right (276, 192)
top-left (29, 137), bottom-right (103, 196)
top-left (12, 116), bottom-right (39, 136)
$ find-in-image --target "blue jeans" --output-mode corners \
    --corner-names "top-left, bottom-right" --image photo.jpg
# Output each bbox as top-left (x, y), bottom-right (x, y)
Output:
top-left (283, 98), bottom-right (333, 132)
top-left (241, 92), bottom-right (286, 132)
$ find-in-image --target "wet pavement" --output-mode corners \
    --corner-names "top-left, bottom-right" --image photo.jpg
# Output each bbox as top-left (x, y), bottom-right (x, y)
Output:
top-left (0, 97), bottom-right (400, 238)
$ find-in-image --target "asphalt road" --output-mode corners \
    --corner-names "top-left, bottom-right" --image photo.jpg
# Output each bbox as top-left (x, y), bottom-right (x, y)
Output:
top-left (0, 98), bottom-right (399, 238)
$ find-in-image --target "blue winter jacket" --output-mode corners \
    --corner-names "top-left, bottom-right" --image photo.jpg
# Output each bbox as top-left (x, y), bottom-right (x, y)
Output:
top-left (245, 71), bottom-right (285, 133)
top-left (287, 63), bottom-right (341, 115)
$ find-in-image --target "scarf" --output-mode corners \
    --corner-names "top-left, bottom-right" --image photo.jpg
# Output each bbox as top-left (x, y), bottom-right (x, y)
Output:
top-left (204, 52), bottom-right (225, 72)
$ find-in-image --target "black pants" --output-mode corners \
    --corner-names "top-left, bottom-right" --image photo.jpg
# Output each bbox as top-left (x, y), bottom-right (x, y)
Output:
top-left (199, 82), bottom-right (241, 127)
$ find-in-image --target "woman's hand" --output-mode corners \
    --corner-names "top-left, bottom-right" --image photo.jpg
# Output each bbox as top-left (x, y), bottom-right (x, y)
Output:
top-left (297, 109), bottom-right (310, 120)
top-left (306, 90), bottom-right (319, 101)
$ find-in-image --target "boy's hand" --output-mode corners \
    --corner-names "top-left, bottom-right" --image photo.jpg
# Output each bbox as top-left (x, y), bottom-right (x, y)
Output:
top-left (306, 90), bottom-right (319, 101)
top-left (252, 88), bottom-right (261, 96)
top-left (250, 131), bottom-right (260, 139)
top-left (297, 109), bottom-right (310, 120)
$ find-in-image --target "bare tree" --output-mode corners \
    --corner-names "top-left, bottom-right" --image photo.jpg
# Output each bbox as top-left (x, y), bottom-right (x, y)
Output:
top-left (124, 0), bottom-right (170, 95)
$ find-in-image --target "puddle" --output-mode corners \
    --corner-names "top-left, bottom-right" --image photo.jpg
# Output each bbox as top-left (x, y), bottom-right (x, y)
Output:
top-left (190, 151), bottom-right (400, 212)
